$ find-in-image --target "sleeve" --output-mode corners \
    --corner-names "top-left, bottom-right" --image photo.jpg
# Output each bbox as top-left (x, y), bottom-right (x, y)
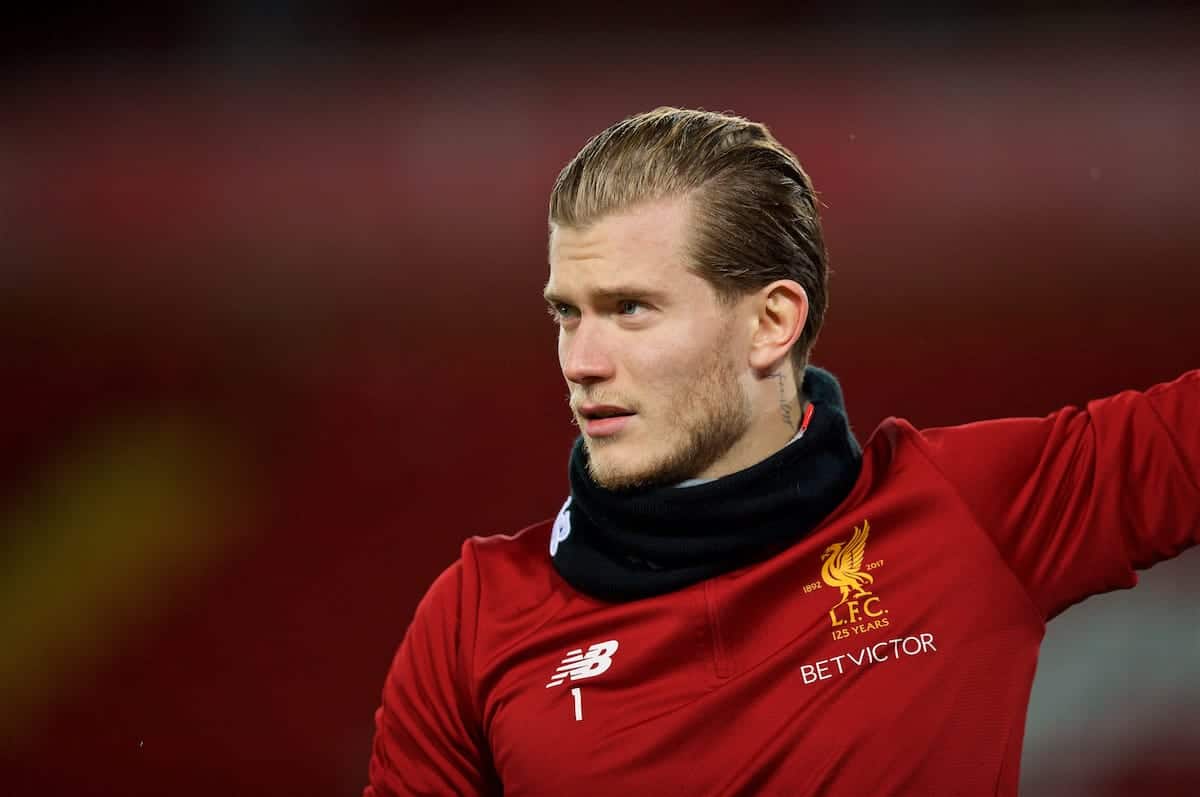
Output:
top-left (363, 546), bottom-right (500, 796)
top-left (913, 369), bottom-right (1199, 620)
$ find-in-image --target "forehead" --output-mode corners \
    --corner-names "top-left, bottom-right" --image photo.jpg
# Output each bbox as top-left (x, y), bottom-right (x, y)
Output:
top-left (547, 197), bottom-right (696, 295)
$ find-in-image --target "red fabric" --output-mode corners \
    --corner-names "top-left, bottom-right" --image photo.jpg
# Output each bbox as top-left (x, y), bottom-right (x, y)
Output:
top-left (364, 371), bottom-right (1199, 796)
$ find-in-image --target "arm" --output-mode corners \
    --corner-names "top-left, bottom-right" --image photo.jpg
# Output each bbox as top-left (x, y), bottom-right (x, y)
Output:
top-left (914, 369), bottom-right (1199, 619)
top-left (364, 553), bottom-right (499, 796)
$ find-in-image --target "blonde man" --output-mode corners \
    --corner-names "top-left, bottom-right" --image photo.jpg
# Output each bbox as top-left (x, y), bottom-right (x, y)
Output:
top-left (364, 107), bottom-right (1198, 796)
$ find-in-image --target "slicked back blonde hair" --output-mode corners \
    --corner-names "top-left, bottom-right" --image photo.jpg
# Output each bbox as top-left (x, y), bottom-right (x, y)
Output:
top-left (549, 106), bottom-right (830, 373)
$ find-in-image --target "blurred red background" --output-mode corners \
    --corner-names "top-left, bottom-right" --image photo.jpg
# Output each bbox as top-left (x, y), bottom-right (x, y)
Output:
top-left (1, 4), bottom-right (1197, 795)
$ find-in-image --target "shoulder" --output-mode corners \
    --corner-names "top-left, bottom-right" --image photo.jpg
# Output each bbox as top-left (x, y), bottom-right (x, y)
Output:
top-left (411, 517), bottom-right (559, 620)
top-left (466, 518), bottom-right (556, 583)
top-left (844, 416), bottom-right (963, 497)
top-left (403, 517), bottom-right (564, 667)
top-left (459, 515), bottom-right (566, 612)
top-left (857, 415), bottom-right (921, 466)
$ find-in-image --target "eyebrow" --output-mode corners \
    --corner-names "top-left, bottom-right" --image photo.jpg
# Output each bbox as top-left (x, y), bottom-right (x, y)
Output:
top-left (543, 285), bottom-right (666, 306)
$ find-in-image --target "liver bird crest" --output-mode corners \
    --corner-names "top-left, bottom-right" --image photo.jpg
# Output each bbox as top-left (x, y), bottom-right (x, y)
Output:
top-left (820, 520), bottom-right (874, 606)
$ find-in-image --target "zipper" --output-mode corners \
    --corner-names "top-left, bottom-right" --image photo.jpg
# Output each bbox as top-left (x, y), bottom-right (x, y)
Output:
top-left (704, 578), bottom-right (733, 679)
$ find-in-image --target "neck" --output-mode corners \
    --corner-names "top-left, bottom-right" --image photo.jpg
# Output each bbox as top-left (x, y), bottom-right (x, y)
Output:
top-left (693, 369), bottom-right (805, 481)
top-left (676, 400), bottom-right (813, 488)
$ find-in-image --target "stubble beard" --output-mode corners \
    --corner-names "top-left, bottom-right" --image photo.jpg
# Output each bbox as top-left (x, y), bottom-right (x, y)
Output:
top-left (584, 350), bottom-right (752, 491)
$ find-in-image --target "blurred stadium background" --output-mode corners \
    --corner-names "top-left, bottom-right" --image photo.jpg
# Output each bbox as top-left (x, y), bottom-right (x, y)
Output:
top-left (1, 3), bottom-right (1198, 795)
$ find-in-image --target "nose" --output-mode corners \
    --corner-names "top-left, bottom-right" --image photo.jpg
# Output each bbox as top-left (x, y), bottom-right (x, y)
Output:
top-left (560, 319), bottom-right (615, 385)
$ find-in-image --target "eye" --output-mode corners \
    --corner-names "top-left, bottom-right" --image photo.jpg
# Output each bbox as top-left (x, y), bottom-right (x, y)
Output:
top-left (547, 302), bottom-right (578, 324)
top-left (616, 300), bottom-right (643, 316)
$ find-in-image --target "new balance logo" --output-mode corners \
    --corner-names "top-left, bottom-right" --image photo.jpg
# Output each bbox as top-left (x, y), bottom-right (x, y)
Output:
top-left (545, 640), bottom-right (619, 688)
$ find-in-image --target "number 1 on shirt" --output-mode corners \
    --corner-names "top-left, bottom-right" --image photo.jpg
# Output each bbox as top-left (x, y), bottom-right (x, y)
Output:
top-left (571, 687), bottom-right (582, 721)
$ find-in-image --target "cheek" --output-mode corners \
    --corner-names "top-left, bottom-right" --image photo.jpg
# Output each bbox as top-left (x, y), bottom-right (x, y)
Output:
top-left (631, 340), bottom-right (716, 402)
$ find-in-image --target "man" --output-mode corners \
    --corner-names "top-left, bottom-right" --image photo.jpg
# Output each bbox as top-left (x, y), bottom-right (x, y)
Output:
top-left (363, 107), bottom-right (1198, 795)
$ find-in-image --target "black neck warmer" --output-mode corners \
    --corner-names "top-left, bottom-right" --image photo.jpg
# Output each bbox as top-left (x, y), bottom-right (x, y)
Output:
top-left (551, 367), bottom-right (863, 602)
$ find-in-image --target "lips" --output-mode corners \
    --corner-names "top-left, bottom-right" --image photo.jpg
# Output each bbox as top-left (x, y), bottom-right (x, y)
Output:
top-left (577, 403), bottom-right (636, 438)
top-left (579, 404), bottom-right (635, 420)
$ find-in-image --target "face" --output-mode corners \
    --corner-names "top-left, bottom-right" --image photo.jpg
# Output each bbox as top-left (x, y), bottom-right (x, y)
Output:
top-left (545, 197), bottom-right (755, 490)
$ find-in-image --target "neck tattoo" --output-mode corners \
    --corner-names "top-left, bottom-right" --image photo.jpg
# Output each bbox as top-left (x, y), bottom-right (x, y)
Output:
top-left (770, 372), bottom-right (795, 429)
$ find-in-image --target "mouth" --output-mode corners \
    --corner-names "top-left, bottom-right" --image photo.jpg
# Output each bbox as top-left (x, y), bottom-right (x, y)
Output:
top-left (577, 404), bottom-right (636, 438)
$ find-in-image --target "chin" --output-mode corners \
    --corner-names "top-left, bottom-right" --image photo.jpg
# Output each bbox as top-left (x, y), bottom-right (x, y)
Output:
top-left (589, 465), bottom-right (661, 491)
top-left (586, 452), bottom-right (640, 491)
top-left (585, 442), bottom-right (685, 491)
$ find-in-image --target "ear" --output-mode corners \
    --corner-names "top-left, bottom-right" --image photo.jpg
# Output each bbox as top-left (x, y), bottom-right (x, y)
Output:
top-left (748, 280), bottom-right (809, 374)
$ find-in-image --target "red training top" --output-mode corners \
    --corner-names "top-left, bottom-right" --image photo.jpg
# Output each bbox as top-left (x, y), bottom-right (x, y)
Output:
top-left (365, 370), bottom-right (1199, 796)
